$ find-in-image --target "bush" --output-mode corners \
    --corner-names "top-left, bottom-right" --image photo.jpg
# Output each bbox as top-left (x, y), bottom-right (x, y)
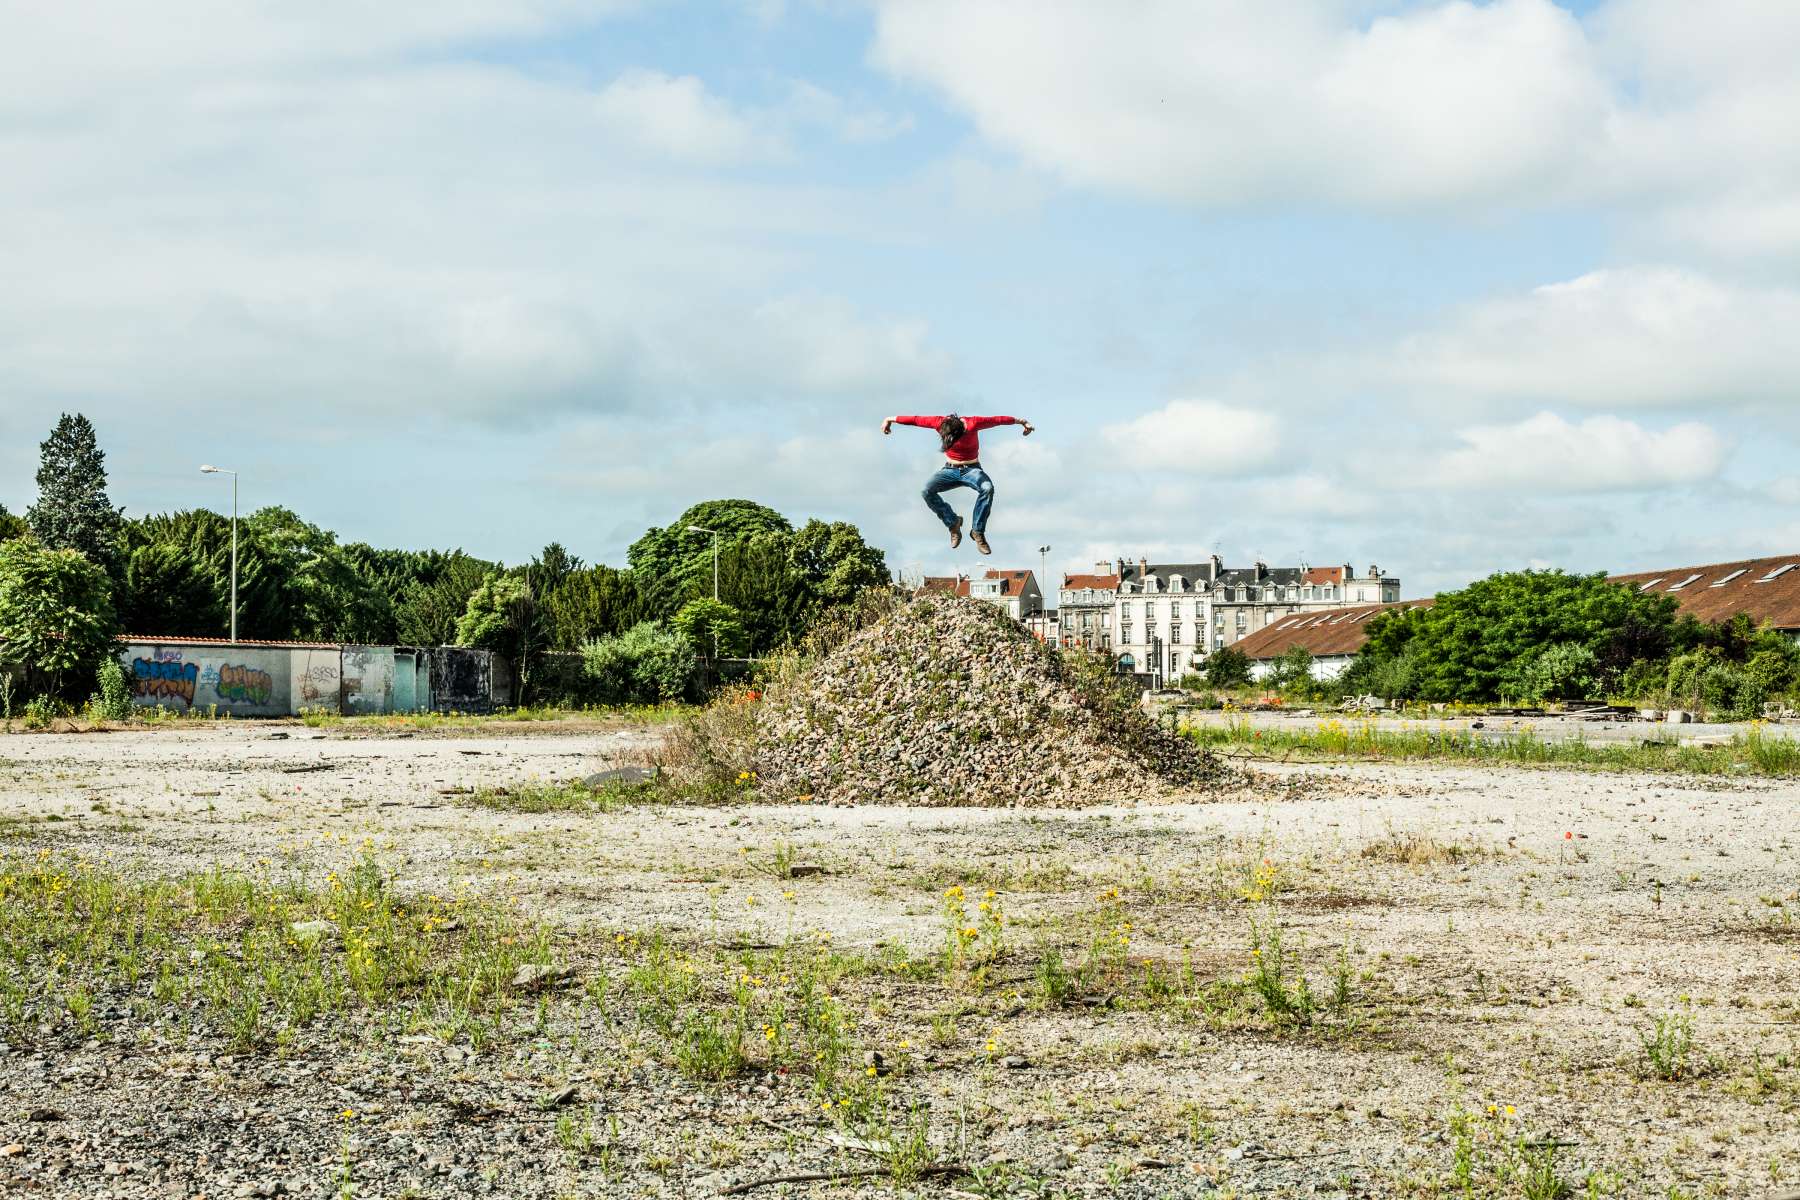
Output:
top-left (93, 658), bottom-right (132, 722)
top-left (1264, 645), bottom-right (1316, 694)
top-left (1204, 646), bottom-right (1253, 688)
top-left (581, 622), bottom-right (699, 705)
top-left (1611, 659), bottom-right (1665, 705)
top-left (0, 539), bottom-right (118, 700)
top-left (671, 598), bottom-right (749, 660)
top-left (1507, 642), bottom-right (1599, 704)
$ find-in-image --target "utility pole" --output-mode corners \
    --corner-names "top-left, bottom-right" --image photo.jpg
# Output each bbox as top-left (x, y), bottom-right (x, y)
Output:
top-left (200, 465), bottom-right (238, 644)
top-left (1037, 544), bottom-right (1051, 640)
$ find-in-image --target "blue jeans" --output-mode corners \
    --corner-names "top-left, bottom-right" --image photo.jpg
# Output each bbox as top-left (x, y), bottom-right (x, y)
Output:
top-left (921, 463), bottom-right (995, 534)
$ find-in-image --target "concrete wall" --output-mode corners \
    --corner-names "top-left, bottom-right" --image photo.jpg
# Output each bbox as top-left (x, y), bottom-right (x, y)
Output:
top-left (125, 643), bottom-right (297, 717)
top-left (341, 646), bottom-right (396, 715)
top-left (293, 648), bottom-right (341, 712)
top-left (122, 640), bottom-right (502, 717)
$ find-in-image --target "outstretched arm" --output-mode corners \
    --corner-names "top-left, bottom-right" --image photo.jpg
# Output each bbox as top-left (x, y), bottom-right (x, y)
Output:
top-left (887, 415), bottom-right (940, 436)
top-left (965, 415), bottom-right (1033, 436)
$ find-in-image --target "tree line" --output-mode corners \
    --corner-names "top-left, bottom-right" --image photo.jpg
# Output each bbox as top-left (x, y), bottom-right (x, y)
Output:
top-left (1191, 568), bottom-right (1800, 718)
top-left (0, 414), bottom-right (890, 707)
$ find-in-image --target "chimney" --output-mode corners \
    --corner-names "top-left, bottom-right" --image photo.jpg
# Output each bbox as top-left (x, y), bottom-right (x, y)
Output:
top-left (1211, 553), bottom-right (1223, 577)
top-left (1369, 564), bottom-right (1379, 579)
top-left (1254, 559), bottom-right (1267, 580)
top-left (1115, 556), bottom-right (1125, 578)
top-left (1343, 563), bottom-right (1354, 580)
top-left (1094, 561), bottom-right (1110, 577)
top-left (1138, 556), bottom-right (1148, 580)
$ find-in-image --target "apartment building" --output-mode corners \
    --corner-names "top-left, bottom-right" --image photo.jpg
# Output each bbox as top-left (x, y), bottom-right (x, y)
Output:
top-left (1111, 556), bottom-right (1399, 679)
top-left (1057, 566), bottom-right (1121, 652)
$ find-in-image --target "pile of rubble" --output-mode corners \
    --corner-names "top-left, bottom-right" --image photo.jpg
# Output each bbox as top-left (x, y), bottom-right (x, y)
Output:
top-left (753, 591), bottom-right (1233, 806)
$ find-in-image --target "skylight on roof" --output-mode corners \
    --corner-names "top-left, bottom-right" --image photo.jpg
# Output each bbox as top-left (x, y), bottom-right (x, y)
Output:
top-left (1709, 569), bottom-right (1748, 587)
top-left (1637, 577), bottom-right (1664, 591)
top-left (1756, 564), bottom-right (1798, 584)
top-left (1666, 573), bottom-right (1704, 591)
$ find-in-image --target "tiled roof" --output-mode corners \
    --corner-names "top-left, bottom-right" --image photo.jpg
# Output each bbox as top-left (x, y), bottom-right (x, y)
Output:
top-left (919, 576), bottom-right (971, 598)
top-left (1062, 573), bottom-right (1120, 591)
top-left (1303, 566), bottom-right (1346, 584)
top-left (984, 569), bottom-right (1034, 596)
top-left (1234, 600), bottom-right (1432, 661)
top-left (123, 635), bottom-right (344, 649)
top-left (1609, 555), bottom-right (1800, 628)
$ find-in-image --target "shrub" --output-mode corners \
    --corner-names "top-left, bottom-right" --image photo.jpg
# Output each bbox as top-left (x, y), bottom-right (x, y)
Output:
top-left (1203, 646), bottom-right (1253, 688)
top-left (94, 658), bottom-right (132, 722)
top-left (0, 539), bottom-right (118, 700)
top-left (1507, 642), bottom-right (1598, 704)
top-left (581, 622), bottom-right (699, 705)
top-left (671, 598), bottom-right (749, 659)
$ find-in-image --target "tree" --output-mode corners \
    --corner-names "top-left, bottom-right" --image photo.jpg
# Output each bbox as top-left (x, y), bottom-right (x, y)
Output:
top-left (714, 532), bottom-right (814, 653)
top-left (628, 499), bottom-right (793, 615)
top-left (26, 413), bottom-right (124, 574)
top-left (0, 539), bottom-right (119, 699)
top-left (532, 543), bottom-right (584, 592)
top-left (1348, 571), bottom-right (1681, 702)
top-left (455, 572), bottom-right (542, 700)
top-left (788, 519), bottom-right (889, 608)
top-left (1508, 642), bottom-right (1599, 703)
top-left (672, 598), bottom-right (750, 659)
top-left (1266, 645), bottom-right (1315, 692)
top-left (0, 502), bottom-right (26, 543)
top-left (1203, 645), bottom-right (1253, 688)
top-left (393, 551), bottom-right (498, 646)
top-left (541, 565), bottom-right (642, 651)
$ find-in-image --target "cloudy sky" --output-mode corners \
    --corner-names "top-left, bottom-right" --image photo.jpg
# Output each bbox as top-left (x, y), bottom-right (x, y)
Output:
top-left (3, 0), bottom-right (1797, 594)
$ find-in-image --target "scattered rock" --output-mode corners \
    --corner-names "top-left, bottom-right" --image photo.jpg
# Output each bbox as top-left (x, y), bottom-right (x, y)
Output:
top-left (582, 766), bottom-right (655, 787)
top-left (290, 920), bottom-right (335, 943)
top-left (512, 964), bottom-right (575, 992)
top-left (749, 592), bottom-right (1234, 807)
top-left (0, 1144), bottom-right (23, 1157)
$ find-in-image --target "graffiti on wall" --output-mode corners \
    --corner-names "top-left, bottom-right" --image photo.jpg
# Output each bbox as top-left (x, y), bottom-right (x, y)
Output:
top-left (216, 664), bottom-right (274, 706)
top-left (298, 663), bottom-right (338, 705)
top-left (133, 658), bottom-right (199, 706)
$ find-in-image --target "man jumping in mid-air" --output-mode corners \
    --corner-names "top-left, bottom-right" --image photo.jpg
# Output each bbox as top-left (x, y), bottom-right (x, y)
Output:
top-left (883, 412), bottom-right (1033, 554)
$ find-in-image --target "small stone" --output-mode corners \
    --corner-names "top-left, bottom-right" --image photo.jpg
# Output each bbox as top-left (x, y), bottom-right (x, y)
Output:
top-left (512, 963), bottom-right (575, 992)
top-left (0, 1144), bottom-right (23, 1157)
top-left (999, 1054), bottom-right (1030, 1069)
top-left (104, 1161), bottom-right (128, 1175)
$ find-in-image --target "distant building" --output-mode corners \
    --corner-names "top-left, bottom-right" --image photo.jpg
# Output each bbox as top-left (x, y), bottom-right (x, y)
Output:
top-left (921, 569), bottom-right (1044, 622)
top-left (1058, 566), bottom-right (1121, 652)
top-left (1233, 552), bottom-right (1800, 677)
top-left (1235, 600), bottom-right (1430, 680)
top-left (1111, 556), bottom-right (1401, 680)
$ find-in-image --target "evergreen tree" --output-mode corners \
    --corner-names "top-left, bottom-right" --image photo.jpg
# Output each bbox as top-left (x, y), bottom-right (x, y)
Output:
top-left (26, 413), bottom-right (124, 571)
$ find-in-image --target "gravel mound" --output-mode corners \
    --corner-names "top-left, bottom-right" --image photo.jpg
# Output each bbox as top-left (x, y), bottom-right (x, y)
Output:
top-left (754, 591), bottom-right (1233, 806)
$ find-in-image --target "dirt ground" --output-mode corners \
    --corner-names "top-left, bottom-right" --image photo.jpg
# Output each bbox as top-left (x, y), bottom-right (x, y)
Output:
top-left (1, 721), bottom-right (1796, 1200)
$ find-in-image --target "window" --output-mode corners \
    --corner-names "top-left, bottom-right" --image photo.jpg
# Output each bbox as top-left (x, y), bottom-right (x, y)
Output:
top-left (1709, 569), bottom-right (1749, 587)
top-left (1302, 585), bottom-right (1312, 600)
top-left (1636, 577), bottom-right (1664, 591)
top-left (1756, 564), bottom-right (1798, 583)
top-left (1121, 624), bottom-right (1133, 645)
top-left (1171, 623), bottom-right (1182, 645)
top-left (1667, 573), bottom-right (1704, 591)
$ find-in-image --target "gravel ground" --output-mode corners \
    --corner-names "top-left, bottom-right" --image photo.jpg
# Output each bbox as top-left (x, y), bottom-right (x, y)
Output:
top-left (1, 722), bottom-right (1797, 1200)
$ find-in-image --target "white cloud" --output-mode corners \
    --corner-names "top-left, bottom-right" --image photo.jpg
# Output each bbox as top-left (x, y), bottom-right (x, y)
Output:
top-left (593, 70), bottom-right (783, 164)
top-left (870, 0), bottom-right (1800, 261)
top-left (1099, 400), bottom-right (1280, 473)
top-left (871, 0), bottom-right (1610, 210)
top-left (1415, 412), bottom-right (1732, 492)
top-left (1390, 268), bottom-right (1800, 409)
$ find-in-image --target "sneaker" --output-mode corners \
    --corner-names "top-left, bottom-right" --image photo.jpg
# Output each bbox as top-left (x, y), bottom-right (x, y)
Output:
top-left (971, 530), bottom-right (990, 555)
top-left (948, 521), bottom-right (962, 549)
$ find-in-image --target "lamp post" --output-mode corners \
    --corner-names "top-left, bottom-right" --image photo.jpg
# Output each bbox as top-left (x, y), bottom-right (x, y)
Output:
top-left (1037, 544), bottom-right (1051, 636)
top-left (685, 524), bottom-right (721, 661)
top-left (200, 465), bottom-right (238, 644)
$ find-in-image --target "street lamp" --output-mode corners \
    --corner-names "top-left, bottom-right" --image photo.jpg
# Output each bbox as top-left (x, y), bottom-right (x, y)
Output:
top-left (200, 465), bottom-right (238, 644)
top-left (685, 524), bottom-right (721, 660)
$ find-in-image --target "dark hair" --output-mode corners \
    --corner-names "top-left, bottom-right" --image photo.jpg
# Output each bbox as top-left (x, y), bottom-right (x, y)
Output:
top-left (938, 414), bottom-right (965, 452)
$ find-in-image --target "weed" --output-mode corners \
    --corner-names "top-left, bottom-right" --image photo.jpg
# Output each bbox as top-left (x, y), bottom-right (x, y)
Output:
top-left (1640, 1009), bottom-right (1697, 1080)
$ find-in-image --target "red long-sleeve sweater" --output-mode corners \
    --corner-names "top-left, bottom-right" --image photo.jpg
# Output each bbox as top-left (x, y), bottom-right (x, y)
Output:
top-left (895, 414), bottom-right (1017, 463)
